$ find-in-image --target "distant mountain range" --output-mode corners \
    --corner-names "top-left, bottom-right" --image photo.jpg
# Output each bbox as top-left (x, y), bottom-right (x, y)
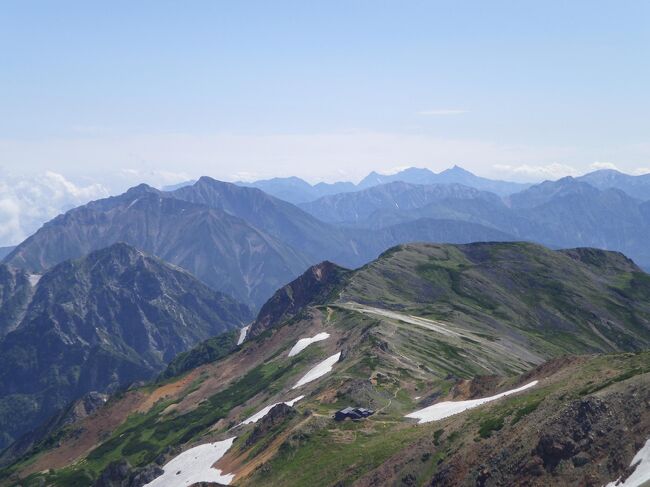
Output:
top-left (4, 183), bottom-right (314, 309)
top-left (3, 178), bottom-right (516, 309)
top-left (0, 243), bottom-right (251, 450)
top-left (297, 176), bottom-right (650, 269)
top-left (2, 165), bottom-right (650, 484)
top-left (577, 168), bottom-right (650, 200)
top-left (298, 181), bottom-right (502, 225)
top-left (237, 165), bottom-right (530, 203)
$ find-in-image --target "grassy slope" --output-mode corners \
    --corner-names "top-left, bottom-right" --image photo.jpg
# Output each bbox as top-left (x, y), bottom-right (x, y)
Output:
top-left (3, 242), bottom-right (650, 486)
top-left (242, 352), bottom-right (649, 487)
top-left (340, 242), bottom-right (650, 355)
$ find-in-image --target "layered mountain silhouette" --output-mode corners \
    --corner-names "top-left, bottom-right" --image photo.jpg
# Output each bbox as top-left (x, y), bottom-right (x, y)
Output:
top-left (298, 181), bottom-right (503, 225)
top-left (299, 176), bottom-right (650, 269)
top-left (237, 165), bottom-right (529, 203)
top-left (3, 178), bottom-right (517, 308)
top-left (4, 184), bottom-right (313, 308)
top-left (577, 168), bottom-right (650, 200)
top-left (0, 242), bottom-right (250, 450)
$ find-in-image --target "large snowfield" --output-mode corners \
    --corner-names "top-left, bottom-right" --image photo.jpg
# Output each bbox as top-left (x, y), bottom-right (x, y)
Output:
top-left (144, 437), bottom-right (236, 486)
top-left (405, 381), bottom-right (539, 424)
top-left (239, 395), bottom-right (304, 425)
top-left (288, 332), bottom-right (330, 357)
top-left (292, 352), bottom-right (341, 389)
top-left (605, 438), bottom-right (650, 487)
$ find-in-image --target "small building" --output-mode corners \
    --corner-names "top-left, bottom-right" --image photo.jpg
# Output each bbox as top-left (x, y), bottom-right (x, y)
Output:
top-left (334, 406), bottom-right (375, 421)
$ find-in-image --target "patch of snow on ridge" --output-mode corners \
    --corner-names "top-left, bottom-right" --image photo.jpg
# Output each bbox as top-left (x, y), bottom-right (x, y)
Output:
top-left (144, 437), bottom-right (236, 486)
top-left (405, 381), bottom-right (539, 424)
top-left (605, 438), bottom-right (650, 487)
top-left (237, 325), bottom-right (251, 345)
top-left (288, 332), bottom-right (330, 357)
top-left (292, 352), bottom-right (341, 389)
top-left (239, 395), bottom-right (304, 426)
top-left (28, 274), bottom-right (41, 287)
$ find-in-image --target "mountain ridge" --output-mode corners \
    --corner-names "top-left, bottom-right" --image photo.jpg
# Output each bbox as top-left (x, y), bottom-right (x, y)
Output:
top-left (0, 242), bottom-right (251, 451)
top-left (3, 241), bottom-right (648, 486)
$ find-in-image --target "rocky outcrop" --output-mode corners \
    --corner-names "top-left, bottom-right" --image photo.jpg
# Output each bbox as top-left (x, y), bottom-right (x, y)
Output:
top-left (0, 264), bottom-right (32, 337)
top-left (94, 459), bottom-right (163, 487)
top-left (428, 379), bottom-right (650, 486)
top-left (250, 261), bottom-right (349, 335)
top-left (246, 403), bottom-right (297, 447)
top-left (0, 243), bottom-right (251, 451)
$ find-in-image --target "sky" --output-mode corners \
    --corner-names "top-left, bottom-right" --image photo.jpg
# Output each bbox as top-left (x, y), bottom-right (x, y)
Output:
top-left (1, 0), bottom-right (649, 193)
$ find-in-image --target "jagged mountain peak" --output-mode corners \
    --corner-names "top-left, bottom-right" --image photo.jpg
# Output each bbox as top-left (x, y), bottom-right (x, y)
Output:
top-left (0, 242), bottom-right (251, 452)
top-left (441, 164), bottom-right (473, 175)
top-left (250, 260), bottom-right (349, 335)
top-left (124, 182), bottom-right (159, 195)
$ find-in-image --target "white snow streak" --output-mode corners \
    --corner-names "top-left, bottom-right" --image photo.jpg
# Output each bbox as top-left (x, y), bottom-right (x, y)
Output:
top-left (288, 332), bottom-right (330, 357)
top-left (237, 325), bottom-right (251, 346)
top-left (292, 352), bottom-right (341, 389)
top-left (144, 437), bottom-right (236, 486)
top-left (126, 197), bottom-right (141, 210)
top-left (605, 438), bottom-right (650, 487)
top-left (28, 274), bottom-right (41, 287)
top-left (405, 381), bottom-right (539, 424)
top-left (239, 395), bottom-right (304, 426)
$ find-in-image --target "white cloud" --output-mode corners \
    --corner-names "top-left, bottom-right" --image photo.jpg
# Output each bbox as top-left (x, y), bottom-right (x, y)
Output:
top-left (590, 161), bottom-right (619, 171)
top-left (0, 172), bottom-right (109, 246)
top-left (377, 165), bottom-right (413, 175)
top-left (419, 109), bottom-right (468, 116)
top-left (228, 171), bottom-right (262, 182)
top-left (492, 163), bottom-right (578, 181)
top-left (119, 169), bottom-right (191, 188)
top-left (633, 167), bottom-right (650, 176)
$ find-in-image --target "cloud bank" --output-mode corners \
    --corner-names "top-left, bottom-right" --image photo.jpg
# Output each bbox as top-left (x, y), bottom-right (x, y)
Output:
top-left (492, 163), bottom-right (579, 181)
top-left (0, 172), bottom-right (109, 246)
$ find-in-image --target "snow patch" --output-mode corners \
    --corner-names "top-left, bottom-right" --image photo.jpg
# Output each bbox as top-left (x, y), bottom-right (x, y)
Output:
top-left (239, 395), bottom-right (304, 426)
top-left (288, 332), bottom-right (330, 357)
top-left (144, 437), bottom-right (236, 486)
top-left (292, 352), bottom-right (341, 389)
top-left (605, 438), bottom-right (650, 487)
top-left (405, 381), bottom-right (539, 424)
top-left (237, 325), bottom-right (250, 345)
top-left (28, 274), bottom-right (41, 287)
top-left (126, 197), bottom-right (141, 210)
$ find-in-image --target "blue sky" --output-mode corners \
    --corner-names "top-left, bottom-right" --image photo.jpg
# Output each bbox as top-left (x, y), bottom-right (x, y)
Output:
top-left (1, 0), bottom-right (649, 187)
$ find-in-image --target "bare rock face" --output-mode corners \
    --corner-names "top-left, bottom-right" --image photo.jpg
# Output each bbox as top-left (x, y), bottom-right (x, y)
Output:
top-left (94, 459), bottom-right (164, 487)
top-left (0, 264), bottom-right (32, 337)
top-left (0, 242), bottom-right (251, 452)
top-left (60, 391), bottom-right (109, 427)
top-left (246, 403), bottom-right (297, 447)
top-left (428, 381), bottom-right (650, 487)
top-left (535, 397), bottom-right (608, 470)
top-left (250, 261), bottom-right (349, 335)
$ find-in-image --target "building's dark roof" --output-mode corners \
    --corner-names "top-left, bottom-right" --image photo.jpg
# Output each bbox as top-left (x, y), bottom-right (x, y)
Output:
top-left (334, 406), bottom-right (375, 420)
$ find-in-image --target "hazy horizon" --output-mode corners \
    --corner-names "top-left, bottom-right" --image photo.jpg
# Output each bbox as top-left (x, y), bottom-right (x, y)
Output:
top-left (2, 1), bottom-right (649, 189)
